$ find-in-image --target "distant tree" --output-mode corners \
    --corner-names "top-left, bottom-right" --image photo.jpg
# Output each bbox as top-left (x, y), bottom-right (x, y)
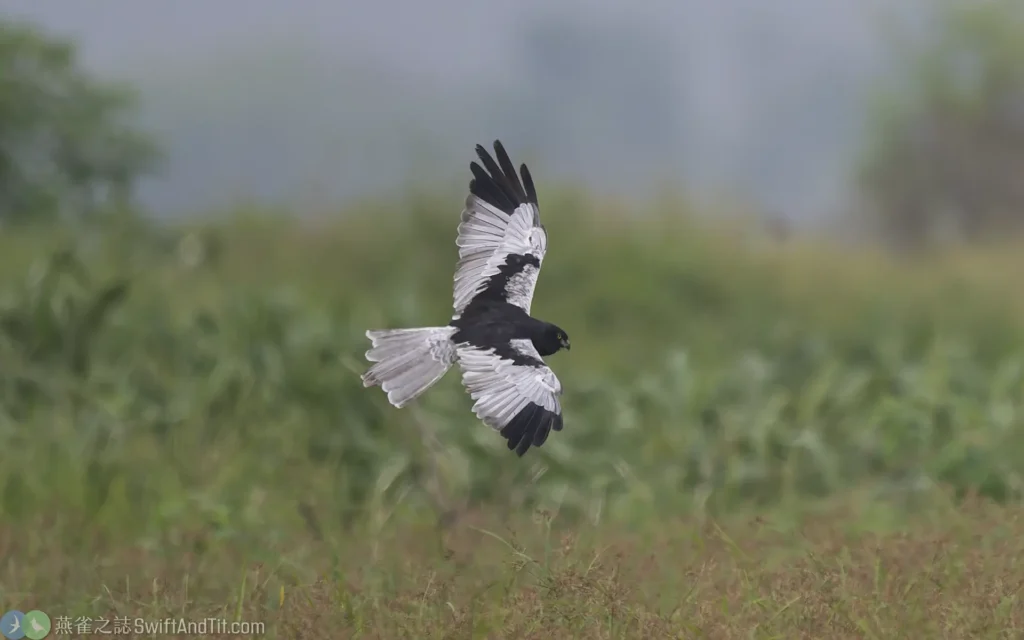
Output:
top-left (0, 20), bottom-right (162, 224)
top-left (857, 0), bottom-right (1024, 248)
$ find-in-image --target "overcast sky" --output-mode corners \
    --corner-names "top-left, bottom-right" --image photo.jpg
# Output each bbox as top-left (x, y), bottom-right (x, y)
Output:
top-left (0, 0), bottom-right (916, 223)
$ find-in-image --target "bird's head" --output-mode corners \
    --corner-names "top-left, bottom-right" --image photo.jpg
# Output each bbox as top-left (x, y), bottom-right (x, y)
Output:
top-left (535, 323), bottom-right (570, 357)
top-left (552, 325), bottom-right (571, 352)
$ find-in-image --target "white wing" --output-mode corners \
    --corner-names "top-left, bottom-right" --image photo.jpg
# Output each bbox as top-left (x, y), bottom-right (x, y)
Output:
top-left (456, 339), bottom-right (563, 456)
top-left (452, 141), bottom-right (549, 316)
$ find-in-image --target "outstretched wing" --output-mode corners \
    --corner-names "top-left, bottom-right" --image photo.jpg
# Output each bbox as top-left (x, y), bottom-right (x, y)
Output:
top-left (456, 339), bottom-right (563, 457)
top-left (452, 140), bottom-right (549, 317)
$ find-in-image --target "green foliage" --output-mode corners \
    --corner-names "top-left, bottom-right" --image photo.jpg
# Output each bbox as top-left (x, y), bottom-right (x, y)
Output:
top-left (1, 193), bottom-right (1023, 544)
top-left (0, 20), bottom-right (161, 224)
top-left (858, 0), bottom-right (1024, 247)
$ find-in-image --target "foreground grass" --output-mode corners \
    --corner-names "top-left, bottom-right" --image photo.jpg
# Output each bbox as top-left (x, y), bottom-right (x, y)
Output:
top-left (3, 196), bottom-right (1024, 637)
top-left (4, 493), bottom-right (1023, 638)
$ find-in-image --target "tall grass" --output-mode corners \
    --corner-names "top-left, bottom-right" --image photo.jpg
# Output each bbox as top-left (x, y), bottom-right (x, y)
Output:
top-left (1, 190), bottom-right (1023, 550)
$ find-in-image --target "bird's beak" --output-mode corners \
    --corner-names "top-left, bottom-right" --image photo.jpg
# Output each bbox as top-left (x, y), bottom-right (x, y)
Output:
top-left (562, 339), bottom-right (571, 351)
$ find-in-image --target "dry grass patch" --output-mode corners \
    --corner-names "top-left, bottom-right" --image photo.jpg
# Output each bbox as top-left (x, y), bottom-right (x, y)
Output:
top-left (4, 495), bottom-right (1023, 638)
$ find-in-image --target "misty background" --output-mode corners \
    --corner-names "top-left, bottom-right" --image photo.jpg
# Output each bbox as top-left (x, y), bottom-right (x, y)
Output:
top-left (1, 0), bottom-right (928, 225)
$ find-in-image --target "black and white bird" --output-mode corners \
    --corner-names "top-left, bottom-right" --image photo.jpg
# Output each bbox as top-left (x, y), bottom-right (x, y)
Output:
top-left (361, 140), bottom-right (570, 457)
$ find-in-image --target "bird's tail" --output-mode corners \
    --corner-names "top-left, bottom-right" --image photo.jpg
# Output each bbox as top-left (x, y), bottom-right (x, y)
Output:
top-left (361, 326), bottom-right (457, 408)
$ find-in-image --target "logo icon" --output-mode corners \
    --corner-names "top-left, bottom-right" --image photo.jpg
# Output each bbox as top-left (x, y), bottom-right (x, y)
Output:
top-left (0, 611), bottom-right (25, 640)
top-left (21, 612), bottom-right (49, 640)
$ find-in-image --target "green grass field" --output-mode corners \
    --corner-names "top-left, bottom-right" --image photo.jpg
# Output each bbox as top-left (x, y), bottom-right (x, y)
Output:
top-left (2, 191), bottom-right (1024, 638)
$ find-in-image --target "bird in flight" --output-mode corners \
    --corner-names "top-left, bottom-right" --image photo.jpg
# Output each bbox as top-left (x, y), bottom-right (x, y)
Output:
top-left (362, 140), bottom-right (570, 456)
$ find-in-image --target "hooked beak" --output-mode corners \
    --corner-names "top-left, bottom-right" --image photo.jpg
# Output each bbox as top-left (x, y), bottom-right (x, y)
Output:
top-left (562, 339), bottom-right (571, 351)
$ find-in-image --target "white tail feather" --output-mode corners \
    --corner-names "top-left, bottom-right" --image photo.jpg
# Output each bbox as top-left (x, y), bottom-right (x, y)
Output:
top-left (361, 327), bottom-right (457, 408)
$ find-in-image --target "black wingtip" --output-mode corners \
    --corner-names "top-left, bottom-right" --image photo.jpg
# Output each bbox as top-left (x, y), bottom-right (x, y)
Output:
top-left (520, 163), bottom-right (537, 205)
top-left (493, 140), bottom-right (514, 174)
top-left (500, 402), bottom-right (560, 458)
top-left (468, 139), bottom-right (538, 214)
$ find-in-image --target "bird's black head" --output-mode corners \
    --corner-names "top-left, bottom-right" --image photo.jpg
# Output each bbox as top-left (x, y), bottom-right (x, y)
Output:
top-left (536, 323), bottom-right (570, 356)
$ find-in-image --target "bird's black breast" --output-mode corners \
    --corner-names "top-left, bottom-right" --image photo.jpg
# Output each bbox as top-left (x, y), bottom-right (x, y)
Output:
top-left (449, 301), bottom-right (547, 367)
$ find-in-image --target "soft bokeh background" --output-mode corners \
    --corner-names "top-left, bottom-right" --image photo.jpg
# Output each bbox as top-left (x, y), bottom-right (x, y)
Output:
top-left (2, 1), bottom-right (1024, 635)
top-left (2, 0), bottom-right (907, 222)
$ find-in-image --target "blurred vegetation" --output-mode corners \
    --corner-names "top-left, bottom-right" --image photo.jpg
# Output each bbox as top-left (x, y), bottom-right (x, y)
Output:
top-left (859, 0), bottom-right (1024, 248)
top-left (0, 0), bottom-right (1023, 552)
top-left (2, 193), bottom-right (1024, 546)
top-left (0, 20), bottom-right (160, 225)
